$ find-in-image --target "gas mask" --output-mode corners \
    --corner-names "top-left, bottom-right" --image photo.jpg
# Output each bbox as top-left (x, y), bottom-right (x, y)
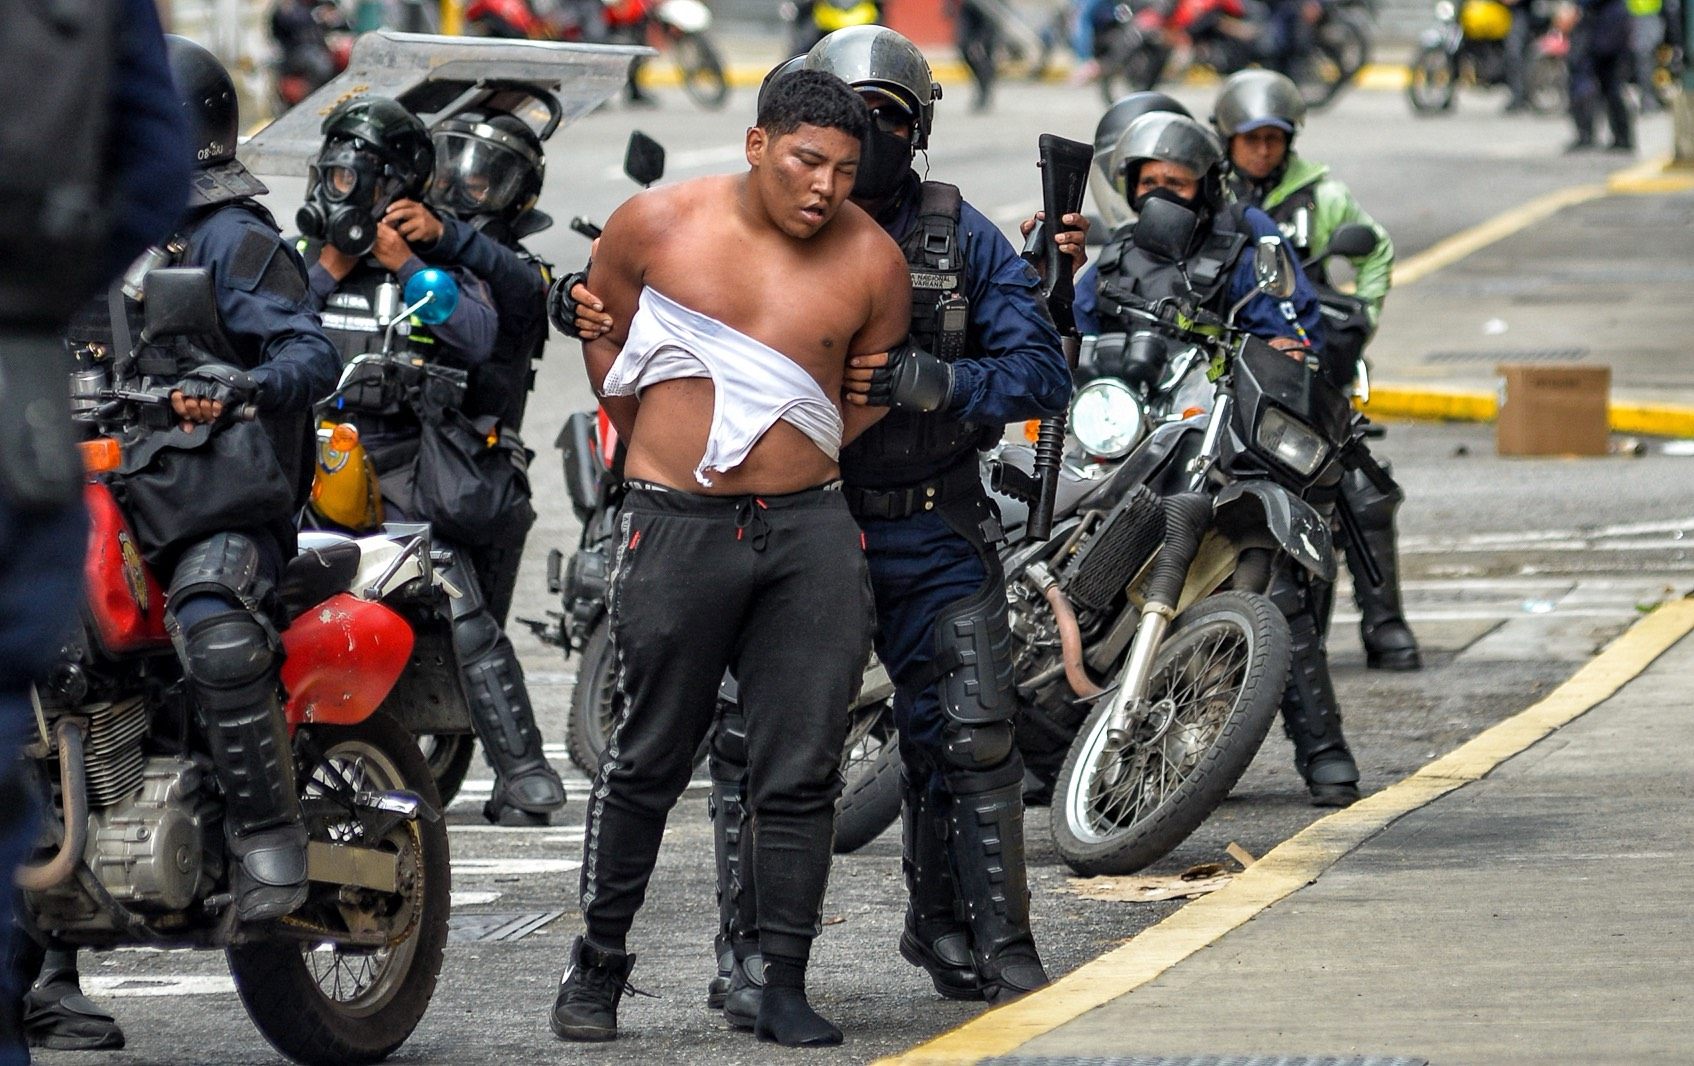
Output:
top-left (296, 140), bottom-right (405, 256)
top-left (1131, 184), bottom-right (1199, 217)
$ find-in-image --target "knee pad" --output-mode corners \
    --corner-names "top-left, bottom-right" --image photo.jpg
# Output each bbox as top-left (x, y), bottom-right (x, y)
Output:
top-left (931, 576), bottom-right (1017, 727)
top-left (168, 532), bottom-right (266, 610)
top-left (178, 610), bottom-right (277, 695)
top-left (939, 720), bottom-right (1014, 773)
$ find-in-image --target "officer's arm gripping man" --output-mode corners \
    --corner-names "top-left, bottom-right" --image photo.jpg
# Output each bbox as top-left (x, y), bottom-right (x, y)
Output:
top-left (190, 213), bottom-right (338, 413)
top-left (949, 200), bottom-right (1072, 424)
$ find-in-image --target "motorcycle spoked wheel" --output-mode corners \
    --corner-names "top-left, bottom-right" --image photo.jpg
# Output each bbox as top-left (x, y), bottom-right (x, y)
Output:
top-left (673, 31), bottom-right (730, 110)
top-left (1051, 591), bottom-right (1291, 877)
top-left (1298, 15), bottom-right (1370, 108)
top-left (1407, 45), bottom-right (1459, 112)
top-left (416, 733), bottom-right (475, 806)
top-left (228, 712), bottom-right (450, 1066)
top-left (832, 700), bottom-right (903, 854)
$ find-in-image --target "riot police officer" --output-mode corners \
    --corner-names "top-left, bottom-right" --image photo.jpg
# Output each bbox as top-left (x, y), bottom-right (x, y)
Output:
top-left (1088, 91), bottom-right (1193, 233)
top-left (1213, 69), bottom-right (1421, 674)
top-left (381, 104), bottom-right (555, 628)
top-left (1075, 113), bottom-right (1364, 808)
top-left (19, 36), bottom-right (341, 1050)
top-left (299, 97), bottom-right (567, 826)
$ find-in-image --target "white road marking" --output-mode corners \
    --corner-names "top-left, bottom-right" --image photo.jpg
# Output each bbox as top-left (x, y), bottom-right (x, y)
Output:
top-left (451, 890), bottom-right (504, 907)
top-left (84, 975), bottom-right (236, 997)
top-left (452, 858), bottom-right (583, 876)
top-left (449, 823), bottom-right (585, 836)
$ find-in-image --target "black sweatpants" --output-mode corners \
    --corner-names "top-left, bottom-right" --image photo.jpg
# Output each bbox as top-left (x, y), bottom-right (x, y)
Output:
top-left (580, 482), bottom-right (874, 965)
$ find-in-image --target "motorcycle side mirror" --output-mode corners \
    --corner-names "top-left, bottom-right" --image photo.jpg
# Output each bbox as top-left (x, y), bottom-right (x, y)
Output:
top-left (402, 268), bottom-right (461, 326)
top-left (1131, 196), bottom-right (1198, 262)
top-left (1252, 235), bottom-right (1298, 300)
top-left (140, 268), bottom-right (219, 343)
top-left (1325, 222), bottom-right (1378, 259)
top-left (624, 131), bottom-right (666, 188)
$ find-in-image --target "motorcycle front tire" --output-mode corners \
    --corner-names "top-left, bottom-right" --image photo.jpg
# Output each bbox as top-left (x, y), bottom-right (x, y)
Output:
top-left (1050, 591), bottom-right (1291, 876)
top-left (674, 30), bottom-right (730, 109)
top-left (230, 712), bottom-right (450, 1066)
top-left (832, 701), bottom-right (903, 853)
top-left (1408, 44), bottom-right (1459, 112)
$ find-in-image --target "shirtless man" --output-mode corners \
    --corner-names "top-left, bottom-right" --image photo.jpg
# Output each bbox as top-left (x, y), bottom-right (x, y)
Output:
top-left (549, 70), bottom-right (910, 1049)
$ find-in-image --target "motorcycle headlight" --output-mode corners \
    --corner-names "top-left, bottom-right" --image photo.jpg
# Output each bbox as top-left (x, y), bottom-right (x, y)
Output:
top-left (1435, 0), bottom-right (1456, 19)
top-left (1255, 407), bottom-right (1329, 478)
top-left (1071, 378), bottom-right (1147, 459)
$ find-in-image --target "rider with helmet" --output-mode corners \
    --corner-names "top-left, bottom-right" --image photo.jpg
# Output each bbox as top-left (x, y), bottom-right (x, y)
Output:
top-left (559, 25), bottom-right (1071, 1014)
top-left (381, 104), bottom-right (556, 627)
top-left (1089, 92), bottom-right (1195, 234)
top-left (18, 37), bottom-right (340, 1051)
top-left (1212, 68), bottom-right (1421, 675)
top-left (299, 97), bottom-right (567, 828)
top-left (1076, 113), bottom-right (1368, 809)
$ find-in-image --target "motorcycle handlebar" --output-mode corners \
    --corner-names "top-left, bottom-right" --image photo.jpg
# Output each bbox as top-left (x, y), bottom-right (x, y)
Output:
top-left (571, 216), bottom-right (603, 241)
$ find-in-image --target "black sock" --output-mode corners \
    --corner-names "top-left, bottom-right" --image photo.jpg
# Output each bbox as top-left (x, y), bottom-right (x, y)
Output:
top-left (763, 955), bottom-right (804, 991)
top-left (755, 986), bottom-right (843, 1047)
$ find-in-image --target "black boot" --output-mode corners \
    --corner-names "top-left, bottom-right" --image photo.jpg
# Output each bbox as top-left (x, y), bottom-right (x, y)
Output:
top-left (720, 946), bottom-right (764, 1030)
top-left (1342, 468), bottom-right (1422, 671)
top-left (550, 936), bottom-right (637, 1042)
top-left (706, 711), bottom-right (750, 1008)
top-left (944, 759), bottom-right (1048, 1003)
top-left (447, 554), bottom-right (566, 825)
top-left (898, 773), bottom-right (982, 1000)
top-left (1280, 602), bottom-right (1361, 808)
top-left (22, 950), bottom-right (123, 1051)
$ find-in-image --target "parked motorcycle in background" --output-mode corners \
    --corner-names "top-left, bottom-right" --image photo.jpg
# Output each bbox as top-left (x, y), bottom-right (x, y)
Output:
top-left (783, 0), bottom-right (884, 55)
top-left (270, 0), bottom-right (354, 113)
top-left (1406, 0), bottom-right (1569, 113)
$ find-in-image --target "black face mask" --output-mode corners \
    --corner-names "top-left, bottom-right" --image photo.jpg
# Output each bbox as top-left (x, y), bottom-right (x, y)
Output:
top-left (1132, 184), bottom-right (1199, 216)
top-left (851, 126), bottom-right (914, 202)
top-left (296, 143), bottom-right (401, 257)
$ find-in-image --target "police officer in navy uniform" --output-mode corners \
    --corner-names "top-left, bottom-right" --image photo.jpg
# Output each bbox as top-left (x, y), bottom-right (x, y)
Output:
top-left (564, 26), bottom-right (1070, 1009)
top-left (299, 97), bottom-right (567, 827)
top-left (18, 36), bottom-right (340, 1051)
top-left (1075, 113), bottom-right (1363, 809)
top-left (380, 105), bottom-right (555, 627)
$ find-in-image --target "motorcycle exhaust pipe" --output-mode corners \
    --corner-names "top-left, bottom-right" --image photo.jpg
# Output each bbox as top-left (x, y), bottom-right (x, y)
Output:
top-left (15, 718), bottom-right (90, 892)
top-left (1027, 563), bottom-right (1104, 699)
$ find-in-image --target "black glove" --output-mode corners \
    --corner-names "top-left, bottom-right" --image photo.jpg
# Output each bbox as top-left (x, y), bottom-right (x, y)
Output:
top-left (177, 364), bottom-right (258, 411)
top-left (546, 268), bottom-right (590, 336)
top-left (866, 343), bottom-right (954, 413)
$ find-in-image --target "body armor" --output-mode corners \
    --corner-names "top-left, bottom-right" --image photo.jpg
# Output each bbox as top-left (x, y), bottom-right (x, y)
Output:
top-left (841, 181), bottom-right (990, 489)
top-left (1093, 202), bottom-right (1251, 327)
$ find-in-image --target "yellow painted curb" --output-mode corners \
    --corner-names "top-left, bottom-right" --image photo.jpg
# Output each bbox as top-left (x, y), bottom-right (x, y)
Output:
top-left (877, 597), bottom-right (1694, 1066)
top-left (1360, 386), bottom-right (1694, 439)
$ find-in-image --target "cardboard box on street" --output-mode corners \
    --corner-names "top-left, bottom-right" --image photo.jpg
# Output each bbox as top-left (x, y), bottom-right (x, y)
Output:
top-left (1496, 364), bottom-right (1611, 457)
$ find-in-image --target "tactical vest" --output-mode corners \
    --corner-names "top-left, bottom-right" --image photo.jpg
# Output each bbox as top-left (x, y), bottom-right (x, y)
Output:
top-left (841, 181), bottom-right (994, 490)
top-left (1092, 202), bottom-right (1252, 330)
top-left (466, 243), bottom-right (551, 428)
top-left (1263, 182), bottom-right (1323, 286)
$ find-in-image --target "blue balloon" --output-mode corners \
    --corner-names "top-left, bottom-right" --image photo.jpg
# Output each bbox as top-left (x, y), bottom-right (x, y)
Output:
top-left (403, 267), bottom-right (461, 325)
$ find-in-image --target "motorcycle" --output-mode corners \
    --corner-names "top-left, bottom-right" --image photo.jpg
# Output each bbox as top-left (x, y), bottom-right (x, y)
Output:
top-left (1097, 0), bottom-right (1370, 107)
top-left (30, 267), bottom-right (452, 1065)
top-left (465, 0), bottom-right (728, 109)
top-left (269, 0), bottom-right (354, 113)
top-left (783, 0), bottom-right (883, 56)
top-left (1406, 0), bottom-right (1568, 113)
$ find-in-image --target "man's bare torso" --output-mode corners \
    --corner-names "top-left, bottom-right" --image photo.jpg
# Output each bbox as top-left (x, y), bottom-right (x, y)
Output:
top-left (587, 173), bottom-right (908, 495)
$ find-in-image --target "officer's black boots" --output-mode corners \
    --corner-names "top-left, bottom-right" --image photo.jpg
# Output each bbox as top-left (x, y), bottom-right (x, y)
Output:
top-left (550, 936), bottom-right (636, 1042)
top-left (720, 945), bottom-right (765, 1030)
top-left (21, 951), bottom-right (123, 1051)
top-left (755, 956), bottom-right (842, 1047)
top-left (1343, 469), bottom-right (1422, 672)
top-left (446, 553), bottom-right (566, 825)
top-left (707, 715), bottom-right (751, 1008)
top-left (944, 763), bottom-right (1049, 1003)
top-left (899, 776), bottom-right (984, 1000)
top-left (1281, 607), bottom-right (1361, 808)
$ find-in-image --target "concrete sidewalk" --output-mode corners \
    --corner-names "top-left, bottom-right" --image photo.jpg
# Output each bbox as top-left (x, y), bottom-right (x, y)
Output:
top-left (1363, 172), bottom-right (1694, 433)
top-left (886, 599), bottom-right (1694, 1065)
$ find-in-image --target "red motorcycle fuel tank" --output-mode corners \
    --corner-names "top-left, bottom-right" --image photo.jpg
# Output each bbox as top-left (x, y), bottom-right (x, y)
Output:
top-left (83, 482), bottom-right (171, 655)
top-left (281, 592), bottom-right (415, 727)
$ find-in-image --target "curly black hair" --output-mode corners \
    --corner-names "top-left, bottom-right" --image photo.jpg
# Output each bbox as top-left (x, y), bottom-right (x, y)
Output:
top-left (756, 69), bottom-right (869, 144)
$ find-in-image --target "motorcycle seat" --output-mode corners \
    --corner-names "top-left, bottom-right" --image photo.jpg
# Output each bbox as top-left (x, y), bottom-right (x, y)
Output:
top-left (279, 539), bottom-right (363, 619)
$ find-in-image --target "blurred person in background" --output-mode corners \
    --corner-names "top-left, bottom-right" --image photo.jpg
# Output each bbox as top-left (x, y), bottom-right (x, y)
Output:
top-left (1567, 0), bottom-right (1636, 150)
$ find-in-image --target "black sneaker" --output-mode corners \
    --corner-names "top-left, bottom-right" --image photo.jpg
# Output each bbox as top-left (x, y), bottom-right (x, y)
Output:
top-left (550, 937), bottom-right (638, 1042)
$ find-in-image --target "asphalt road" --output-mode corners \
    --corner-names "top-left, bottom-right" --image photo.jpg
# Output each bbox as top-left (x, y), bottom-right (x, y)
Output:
top-left (36, 78), bottom-right (1687, 1065)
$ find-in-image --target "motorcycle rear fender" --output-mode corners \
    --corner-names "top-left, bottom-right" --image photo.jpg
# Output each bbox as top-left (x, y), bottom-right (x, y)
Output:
top-left (369, 621), bottom-right (473, 734)
top-left (657, 0), bottom-right (712, 33)
top-left (282, 593), bottom-right (415, 728)
top-left (1210, 481), bottom-right (1336, 583)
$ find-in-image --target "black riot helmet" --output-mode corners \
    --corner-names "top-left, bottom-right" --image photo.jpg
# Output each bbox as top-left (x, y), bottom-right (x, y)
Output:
top-left (1094, 91), bottom-right (1192, 181)
top-left (1113, 112), bottom-right (1226, 211)
top-left (298, 96), bottom-right (434, 256)
top-left (1211, 70), bottom-right (1307, 142)
top-left (756, 55), bottom-right (808, 114)
top-left (804, 26), bottom-right (941, 150)
top-left (428, 108), bottom-right (546, 224)
top-left (165, 36), bottom-right (269, 207)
